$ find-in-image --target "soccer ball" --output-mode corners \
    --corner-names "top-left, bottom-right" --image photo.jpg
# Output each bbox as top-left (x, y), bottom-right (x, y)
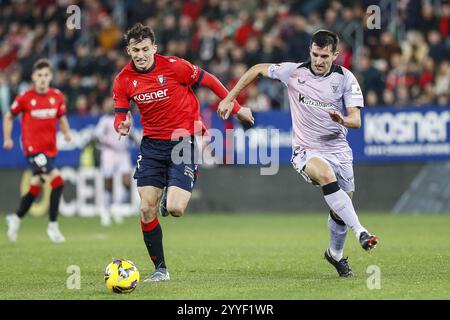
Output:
top-left (104, 259), bottom-right (140, 293)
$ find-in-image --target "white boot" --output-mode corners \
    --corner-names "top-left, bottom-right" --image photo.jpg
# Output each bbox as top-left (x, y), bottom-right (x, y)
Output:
top-left (47, 221), bottom-right (65, 243)
top-left (6, 214), bottom-right (21, 242)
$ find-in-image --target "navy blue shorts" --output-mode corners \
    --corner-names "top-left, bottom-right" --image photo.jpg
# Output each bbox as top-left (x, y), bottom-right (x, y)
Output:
top-left (26, 153), bottom-right (56, 175)
top-left (133, 136), bottom-right (199, 192)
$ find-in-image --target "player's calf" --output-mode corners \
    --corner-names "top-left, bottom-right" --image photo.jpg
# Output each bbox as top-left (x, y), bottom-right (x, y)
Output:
top-left (49, 176), bottom-right (64, 222)
top-left (16, 184), bottom-right (42, 219)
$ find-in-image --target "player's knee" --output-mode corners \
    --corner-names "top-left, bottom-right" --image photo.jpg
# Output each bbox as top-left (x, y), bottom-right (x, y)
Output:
top-left (50, 176), bottom-right (64, 189)
top-left (140, 204), bottom-right (157, 221)
top-left (318, 170), bottom-right (336, 185)
top-left (167, 204), bottom-right (185, 217)
top-left (29, 184), bottom-right (42, 197)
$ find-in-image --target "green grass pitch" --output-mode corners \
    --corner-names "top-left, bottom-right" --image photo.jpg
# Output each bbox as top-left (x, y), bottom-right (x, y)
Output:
top-left (1, 212), bottom-right (449, 299)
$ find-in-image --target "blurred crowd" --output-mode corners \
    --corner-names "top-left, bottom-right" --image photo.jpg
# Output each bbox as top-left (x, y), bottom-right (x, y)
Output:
top-left (0, 0), bottom-right (449, 116)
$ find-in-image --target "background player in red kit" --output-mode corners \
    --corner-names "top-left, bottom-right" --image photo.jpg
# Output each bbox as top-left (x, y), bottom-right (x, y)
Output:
top-left (114, 23), bottom-right (254, 282)
top-left (3, 59), bottom-right (72, 243)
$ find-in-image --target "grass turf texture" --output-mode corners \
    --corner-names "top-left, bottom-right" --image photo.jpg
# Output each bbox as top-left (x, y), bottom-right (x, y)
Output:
top-left (0, 213), bottom-right (449, 300)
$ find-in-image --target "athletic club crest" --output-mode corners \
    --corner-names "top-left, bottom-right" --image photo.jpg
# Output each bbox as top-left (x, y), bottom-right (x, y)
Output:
top-left (330, 82), bottom-right (340, 93)
top-left (157, 74), bottom-right (165, 85)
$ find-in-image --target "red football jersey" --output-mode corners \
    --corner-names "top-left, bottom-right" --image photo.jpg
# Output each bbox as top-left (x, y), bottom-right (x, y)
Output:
top-left (10, 87), bottom-right (66, 157)
top-left (113, 54), bottom-right (205, 139)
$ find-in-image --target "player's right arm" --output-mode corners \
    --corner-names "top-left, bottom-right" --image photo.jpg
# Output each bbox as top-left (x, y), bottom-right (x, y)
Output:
top-left (3, 111), bottom-right (14, 149)
top-left (217, 64), bottom-right (271, 120)
top-left (3, 95), bottom-right (25, 150)
top-left (112, 76), bottom-right (131, 138)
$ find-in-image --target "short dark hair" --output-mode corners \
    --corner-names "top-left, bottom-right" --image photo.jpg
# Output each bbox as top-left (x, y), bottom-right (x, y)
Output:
top-left (310, 30), bottom-right (339, 53)
top-left (32, 58), bottom-right (52, 72)
top-left (125, 23), bottom-right (156, 45)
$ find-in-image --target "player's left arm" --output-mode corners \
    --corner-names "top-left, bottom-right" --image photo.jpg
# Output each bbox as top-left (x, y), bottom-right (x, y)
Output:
top-left (59, 115), bottom-right (73, 142)
top-left (3, 111), bottom-right (15, 150)
top-left (172, 57), bottom-right (254, 125)
top-left (112, 77), bottom-right (131, 138)
top-left (330, 70), bottom-right (364, 129)
top-left (197, 71), bottom-right (254, 125)
top-left (329, 107), bottom-right (361, 129)
top-left (56, 94), bottom-right (72, 141)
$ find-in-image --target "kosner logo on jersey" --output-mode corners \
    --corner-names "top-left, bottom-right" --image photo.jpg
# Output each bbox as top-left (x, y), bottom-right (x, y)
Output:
top-left (362, 109), bottom-right (450, 157)
top-left (133, 89), bottom-right (169, 103)
top-left (30, 108), bottom-right (58, 119)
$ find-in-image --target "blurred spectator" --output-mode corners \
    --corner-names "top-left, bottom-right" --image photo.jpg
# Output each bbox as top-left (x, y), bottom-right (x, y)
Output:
top-left (356, 55), bottom-right (384, 103)
top-left (416, 1), bottom-right (439, 34)
top-left (283, 14), bottom-right (311, 62)
top-left (372, 31), bottom-right (402, 67)
top-left (435, 61), bottom-right (450, 97)
top-left (402, 31), bottom-right (429, 68)
top-left (439, 1), bottom-right (450, 38)
top-left (365, 90), bottom-right (378, 107)
top-left (245, 84), bottom-right (271, 112)
top-left (427, 30), bottom-right (448, 64)
top-left (0, 72), bottom-right (11, 115)
top-left (234, 11), bottom-right (260, 47)
top-left (97, 15), bottom-right (121, 51)
top-left (76, 94), bottom-right (89, 115)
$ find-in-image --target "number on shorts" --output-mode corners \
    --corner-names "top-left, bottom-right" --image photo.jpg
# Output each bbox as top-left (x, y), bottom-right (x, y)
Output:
top-left (137, 154), bottom-right (142, 169)
top-left (33, 154), bottom-right (48, 167)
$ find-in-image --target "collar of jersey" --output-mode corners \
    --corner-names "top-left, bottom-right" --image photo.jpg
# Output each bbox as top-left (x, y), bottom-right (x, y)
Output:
top-left (132, 58), bottom-right (156, 74)
top-left (300, 61), bottom-right (335, 78)
top-left (32, 88), bottom-right (50, 96)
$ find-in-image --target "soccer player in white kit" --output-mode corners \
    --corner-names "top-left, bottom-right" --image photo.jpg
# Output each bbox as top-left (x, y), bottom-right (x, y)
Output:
top-left (94, 98), bottom-right (137, 226)
top-left (218, 30), bottom-right (378, 277)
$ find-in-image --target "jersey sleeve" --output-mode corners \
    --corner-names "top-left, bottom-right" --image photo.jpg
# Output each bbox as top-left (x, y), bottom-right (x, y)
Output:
top-left (10, 94), bottom-right (25, 116)
top-left (267, 62), bottom-right (299, 87)
top-left (57, 93), bottom-right (67, 117)
top-left (343, 70), bottom-right (364, 108)
top-left (170, 56), bottom-right (203, 87)
top-left (113, 76), bottom-right (130, 109)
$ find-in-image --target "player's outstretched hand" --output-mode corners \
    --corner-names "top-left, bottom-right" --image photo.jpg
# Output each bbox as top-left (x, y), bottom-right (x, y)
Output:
top-left (3, 139), bottom-right (13, 150)
top-left (217, 99), bottom-right (234, 120)
top-left (329, 110), bottom-right (345, 125)
top-left (235, 107), bottom-right (255, 126)
top-left (118, 111), bottom-right (132, 140)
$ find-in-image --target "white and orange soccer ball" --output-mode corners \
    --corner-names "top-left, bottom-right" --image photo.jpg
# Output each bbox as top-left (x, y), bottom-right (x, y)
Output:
top-left (104, 259), bottom-right (140, 293)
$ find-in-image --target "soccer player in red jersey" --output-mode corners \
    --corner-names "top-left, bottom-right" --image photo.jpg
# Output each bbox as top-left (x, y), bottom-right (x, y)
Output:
top-left (3, 59), bottom-right (72, 243)
top-left (113, 23), bottom-right (254, 282)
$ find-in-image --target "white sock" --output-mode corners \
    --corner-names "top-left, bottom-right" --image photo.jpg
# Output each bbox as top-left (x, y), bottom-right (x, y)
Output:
top-left (328, 215), bottom-right (347, 261)
top-left (104, 191), bottom-right (112, 209)
top-left (329, 247), bottom-right (343, 262)
top-left (48, 221), bottom-right (59, 229)
top-left (323, 183), bottom-right (367, 239)
top-left (11, 214), bottom-right (21, 224)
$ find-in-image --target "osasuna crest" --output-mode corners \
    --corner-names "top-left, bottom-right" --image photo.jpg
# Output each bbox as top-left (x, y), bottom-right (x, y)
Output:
top-left (157, 74), bottom-right (165, 85)
top-left (330, 82), bottom-right (340, 93)
top-left (49, 97), bottom-right (55, 105)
